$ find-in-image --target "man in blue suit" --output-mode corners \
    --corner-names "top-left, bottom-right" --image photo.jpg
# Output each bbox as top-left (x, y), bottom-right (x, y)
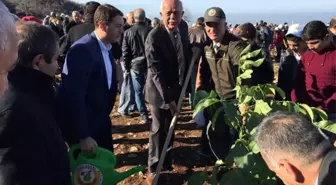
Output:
top-left (57, 5), bottom-right (124, 152)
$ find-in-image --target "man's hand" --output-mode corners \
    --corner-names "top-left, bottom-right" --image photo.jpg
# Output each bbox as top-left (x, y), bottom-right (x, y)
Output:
top-left (169, 101), bottom-right (178, 116)
top-left (79, 137), bottom-right (98, 153)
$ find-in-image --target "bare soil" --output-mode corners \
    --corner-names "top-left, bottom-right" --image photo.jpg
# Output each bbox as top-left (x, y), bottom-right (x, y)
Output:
top-left (111, 99), bottom-right (213, 185)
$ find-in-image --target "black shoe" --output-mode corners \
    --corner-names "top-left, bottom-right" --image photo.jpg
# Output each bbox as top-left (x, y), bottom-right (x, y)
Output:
top-left (120, 113), bottom-right (132, 118)
top-left (141, 115), bottom-right (151, 123)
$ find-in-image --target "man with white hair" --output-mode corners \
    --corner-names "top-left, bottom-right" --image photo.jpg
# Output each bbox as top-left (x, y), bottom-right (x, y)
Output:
top-left (0, 2), bottom-right (18, 96)
top-left (145, 0), bottom-right (185, 183)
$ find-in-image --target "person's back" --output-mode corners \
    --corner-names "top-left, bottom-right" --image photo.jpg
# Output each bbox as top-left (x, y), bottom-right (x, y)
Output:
top-left (0, 22), bottom-right (70, 185)
top-left (123, 22), bottom-right (151, 71)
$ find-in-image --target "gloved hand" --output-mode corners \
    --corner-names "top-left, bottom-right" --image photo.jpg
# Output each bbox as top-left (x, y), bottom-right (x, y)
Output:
top-left (194, 110), bottom-right (206, 127)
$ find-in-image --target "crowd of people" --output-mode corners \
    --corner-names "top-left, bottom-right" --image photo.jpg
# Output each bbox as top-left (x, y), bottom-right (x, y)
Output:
top-left (0, 0), bottom-right (335, 184)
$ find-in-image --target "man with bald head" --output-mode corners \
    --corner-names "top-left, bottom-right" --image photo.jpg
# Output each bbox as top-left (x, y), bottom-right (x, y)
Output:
top-left (122, 8), bottom-right (151, 123)
top-left (145, 0), bottom-right (186, 183)
top-left (125, 11), bottom-right (135, 30)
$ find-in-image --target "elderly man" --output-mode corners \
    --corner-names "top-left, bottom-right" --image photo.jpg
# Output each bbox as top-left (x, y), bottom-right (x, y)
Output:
top-left (145, 0), bottom-right (186, 183)
top-left (0, 21), bottom-right (70, 185)
top-left (0, 2), bottom-right (18, 96)
top-left (256, 112), bottom-right (336, 185)
top-left (122, 8), bottom-right (151, 123)
top-left (65, 11), bottom-right (81, 33)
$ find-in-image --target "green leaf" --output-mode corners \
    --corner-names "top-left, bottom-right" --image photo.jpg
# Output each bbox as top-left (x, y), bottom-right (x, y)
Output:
top-left (209, 90), bottom-right (218, 98)
top-left (299, 104), bottom-right (315, 121)
top-left (245, 111), bottom-right (262, 133)
top-left (219, 169), bottom-right (250, 185)
top-left (188, 170), bottom-right (209, 185)
top-left (211, 106), bottom-right (225, 130)
top-left (240, 49), bottom-right (262, 61)
top-left (239, 69), bottom-right (253, 79)
top-left (270, 100), bottom-right (285, 112)
top-left (240, 44), bottom-right (252, 56)
top-left (193, 90), bottom-right (210, 107)
top-left (208, 167), bottom-right (219, 185)
top-left (254, 100), bottom-right (272, 115)
top-left (231, 142), bottom-right (250, 169)
top-left (248, 140), bottom-right (260, 154)
top-left (241, 58), bottom-right (265, 70)
top-left (311, 107), bottom-right (328, 121)
top-left (242, 95), bottom-right (253, 104)
top-left (313, 120), bottom-right (336, 134)
top-left (193, 98), bottom-right (220, 118)
top-left (274, 86), bottom-right (286, 100)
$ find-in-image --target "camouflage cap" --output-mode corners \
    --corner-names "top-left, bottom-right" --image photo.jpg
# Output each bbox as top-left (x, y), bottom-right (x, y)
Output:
top-left (204, 7), bottom-right (226, 23)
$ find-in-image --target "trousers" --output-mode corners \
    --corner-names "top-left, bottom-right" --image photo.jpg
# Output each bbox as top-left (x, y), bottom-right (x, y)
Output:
top-left (148, 105), bottom-right (174, 174)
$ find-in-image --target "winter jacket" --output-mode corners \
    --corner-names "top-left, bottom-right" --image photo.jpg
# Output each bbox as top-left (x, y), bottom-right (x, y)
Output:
top-left (0, 66), bottom-right (70, 185)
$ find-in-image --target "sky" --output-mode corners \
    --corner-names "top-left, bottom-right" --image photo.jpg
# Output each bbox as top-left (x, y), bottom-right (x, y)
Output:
top-left (75, 0), bottom-right (336, 23)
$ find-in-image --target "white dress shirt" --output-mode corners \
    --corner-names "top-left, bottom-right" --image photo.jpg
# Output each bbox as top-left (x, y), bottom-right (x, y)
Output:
top-left (94, 32), bottom-right (113, 89)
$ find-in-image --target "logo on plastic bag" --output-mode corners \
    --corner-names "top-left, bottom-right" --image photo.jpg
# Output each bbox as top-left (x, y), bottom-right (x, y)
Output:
top-left (75, 164), bottom-right (103, 185)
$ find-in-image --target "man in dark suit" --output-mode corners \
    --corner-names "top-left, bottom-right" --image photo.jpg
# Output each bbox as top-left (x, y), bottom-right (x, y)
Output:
top-left (145, 0), bottom-right (185, 183)
top-left (256, 112), bottom-right (336, 185)
top-left (56, 5), bottom-right (124, 152)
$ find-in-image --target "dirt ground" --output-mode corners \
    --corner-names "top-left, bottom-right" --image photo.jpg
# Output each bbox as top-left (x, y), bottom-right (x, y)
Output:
top-left (111, 99), bottom-right (212, 185)
top-left (112, 63), bottom-right (279, 185)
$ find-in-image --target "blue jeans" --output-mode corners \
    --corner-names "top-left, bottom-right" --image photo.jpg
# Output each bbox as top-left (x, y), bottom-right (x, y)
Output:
top-left (118, 71), bottom-right (136, 114)
top-left (189, 64), bottom-right (198, 107)
top-left (131, 70), bottom-right (148, 117)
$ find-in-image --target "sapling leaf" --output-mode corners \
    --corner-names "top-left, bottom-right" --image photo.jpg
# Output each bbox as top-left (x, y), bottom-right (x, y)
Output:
top-left (311, 107), bottom-right (328, 121)
top-left (188, 170), bottom-right (209, 185)
top-left (193, 98), bottom-right (220, 118)
top-left (313, 120), bottom-right (336, 134)
top-left (239, 69), bottom-right (253, 79)
top-left (299, 104), bottom-right (315, 121)
top-left (241, 49), bottom-right (262, 61)
top-left (254, 100), bottom-right (272, 115)
top-left (193, 90), bottom-right (210, 107)
top-left (211, 106), bottom-right (225, 130)
top-left (240, 44), bottom-right (252, 57)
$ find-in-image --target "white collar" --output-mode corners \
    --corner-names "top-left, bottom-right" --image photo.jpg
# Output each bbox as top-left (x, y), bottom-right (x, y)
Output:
top-left (213, 42), bottom-right (221, 47)
top-left (94, 31), bottom-right (112, 51)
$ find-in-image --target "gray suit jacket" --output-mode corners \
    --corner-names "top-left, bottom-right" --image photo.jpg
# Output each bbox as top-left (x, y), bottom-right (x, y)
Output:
top-left (144, 24), bottom-right (182, 108)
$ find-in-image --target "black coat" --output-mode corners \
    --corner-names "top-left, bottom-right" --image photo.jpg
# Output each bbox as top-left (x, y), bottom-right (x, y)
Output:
top-left (318, 149), bottom-right (336, 185)
top-left (145, 23), bottom-right (182, 107)
top-left (122, 22), bottom-right (151, 71)
top-left (0, 66), bottom-right (70, 185)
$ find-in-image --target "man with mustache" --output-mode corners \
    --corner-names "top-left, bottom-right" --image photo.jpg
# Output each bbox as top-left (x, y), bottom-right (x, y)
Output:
top-left (144, 0), bottom-right (186, 183)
